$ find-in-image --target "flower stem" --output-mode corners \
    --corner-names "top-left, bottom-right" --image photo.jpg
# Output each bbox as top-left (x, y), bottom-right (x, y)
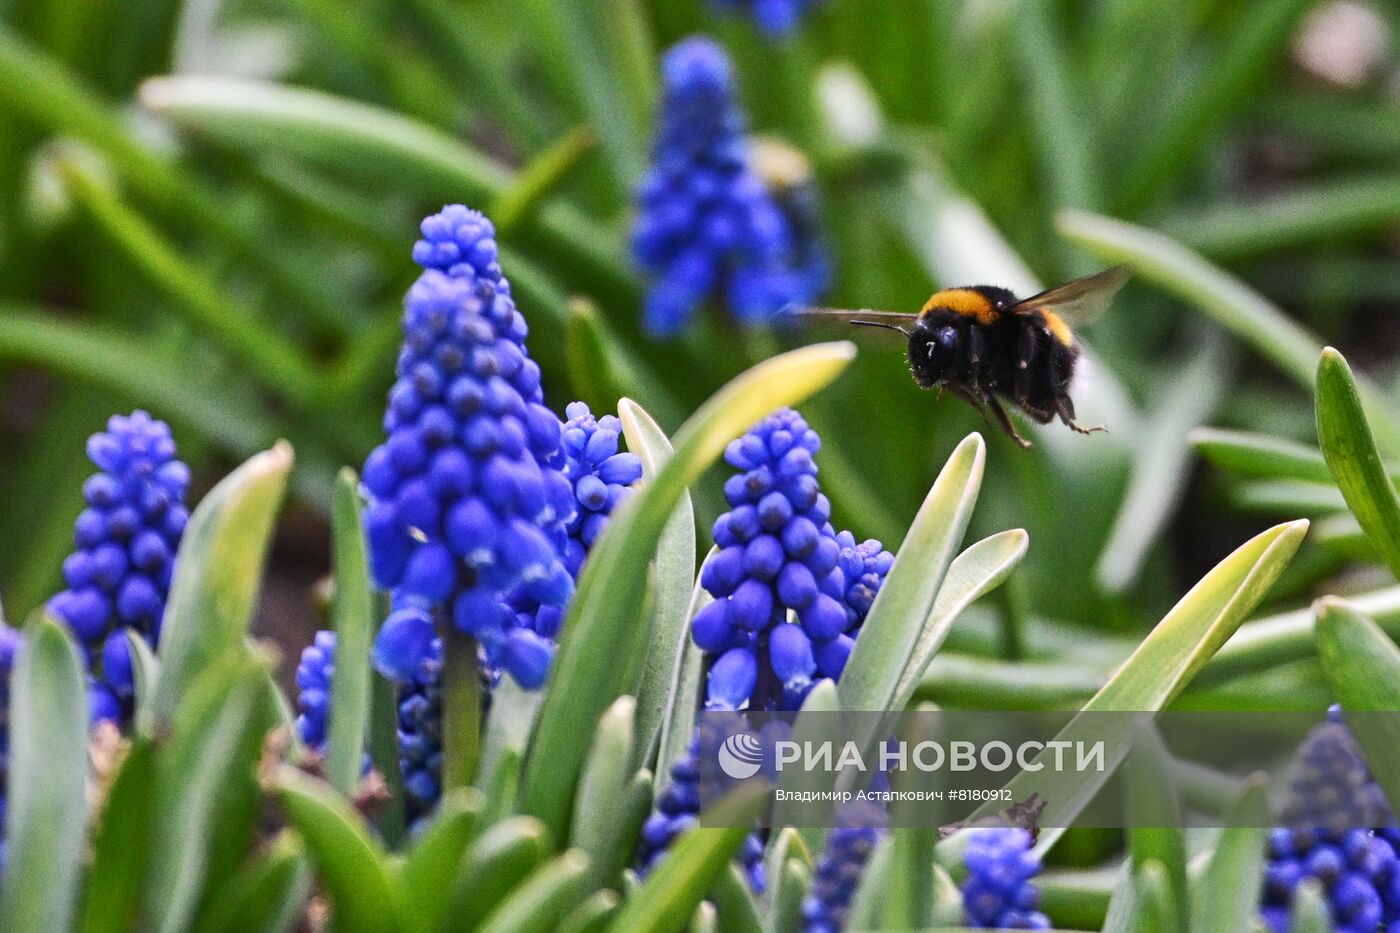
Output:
top-left (442, 627), bottom-right (481, 791)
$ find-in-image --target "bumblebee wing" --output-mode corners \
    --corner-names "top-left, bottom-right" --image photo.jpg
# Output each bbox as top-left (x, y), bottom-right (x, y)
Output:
top-left (1008, 265), bottom-right (1131, 327)
top-left (785, 307), bottom-right (920, 329)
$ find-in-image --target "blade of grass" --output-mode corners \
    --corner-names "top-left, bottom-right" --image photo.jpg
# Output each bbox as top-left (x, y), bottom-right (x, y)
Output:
top-left (521, 342), bottom-right (856, 843)
top-left (1313, 597), bottom-right (1400, 814)
top-left (152, 442), bottom-right (292, 725)
top-left (1190, 429), bottom-right (1334, 484)
top-left (1058, 210), bottom-right (1400, 454)
top-left (0, 618), bottom-right (88, 933)
top-left (1316, 347), bottom-right (1400, 581)
top-left (327, 468), bottom-right (374, 795)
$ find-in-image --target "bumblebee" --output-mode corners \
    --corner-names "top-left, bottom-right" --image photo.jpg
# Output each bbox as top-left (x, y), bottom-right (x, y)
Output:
top-left (796, 266), bottom-right (1131, 448)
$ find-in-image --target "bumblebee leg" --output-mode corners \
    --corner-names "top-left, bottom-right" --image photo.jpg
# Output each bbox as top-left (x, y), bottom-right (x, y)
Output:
top-left (984, 394), bottom-right (1033, 449)
top-left (947, 385), bottom-right (996, 431)
top-left (1013, 326), bottom-right (1052, 421)
top-left (1055, 393), bottom-right (1106, 435)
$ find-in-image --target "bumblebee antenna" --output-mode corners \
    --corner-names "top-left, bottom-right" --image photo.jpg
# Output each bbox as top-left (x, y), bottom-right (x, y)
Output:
top-left (850, 320), bottom-right (911, 337)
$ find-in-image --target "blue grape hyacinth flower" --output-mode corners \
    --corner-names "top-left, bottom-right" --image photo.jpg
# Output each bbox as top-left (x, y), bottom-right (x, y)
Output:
top-left (961, 828), bottom-right (1051, 929)
top-left (636, 720), bottom-right (766, 892)
top-left (363, 206), bottom-right (576, 691)
top-left (1260, 714), bottom-right (1400, 932)
top-left (631, 37), bottom-right (828, 336)
top-left (294, 630), bottom-right (336, 750)
top-left (711, 0), bottom-right (822, 37)
top-left (802, 799), bottom-right (888, 933)
top-left (693, 408), bottom-right (888, 711)
top-left (47, 411), bottom-right (189, 723)
top-left (397, 637), bottom-right (443, 822)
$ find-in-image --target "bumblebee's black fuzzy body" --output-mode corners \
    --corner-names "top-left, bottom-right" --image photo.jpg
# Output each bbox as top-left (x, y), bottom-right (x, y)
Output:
top-left (908, 285), bottom-right (1087, 447)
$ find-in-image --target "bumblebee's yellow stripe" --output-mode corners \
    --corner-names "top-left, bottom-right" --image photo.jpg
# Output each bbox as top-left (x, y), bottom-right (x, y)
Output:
top-left (921, 288), bottom-right (999, 325)
top-left (1043, 311), bottom-right (1074, 346)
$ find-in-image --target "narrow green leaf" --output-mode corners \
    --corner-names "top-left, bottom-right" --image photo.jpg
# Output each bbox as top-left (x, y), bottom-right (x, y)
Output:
top-left (708, 863), bottom-right (763, 933)
top-left (767, 859), bottom-right (811, 933)
top-left (842, 835), bottom-right (893, 932)
top-left (1058, 210), bottom-right (1400, 454)
top-left (523, 343), bottom-right (857, 843)
top-left (1290, 879), bottom-right (1332, 933)
top-left (1124, 727), bottom-right (1186, 933)
top-left (0, 618), bottom-right (88, 933)
top-left (1313, 597), bottom-right (1400, 814)
top-left (1190, 779), bottom-right (1270, 933)
top-left (369, 663), bottom-right (407, 844)
top-left (956, 519), bottom-right (1306, 848)
top-left (153, 443), bottom-right (292, 725)
top-left (606, 784), bottom-right (769, 933)
top-left (1125, 861), bottom-right (1174, 933)
top-left (477, 850), bottom-right (591, 933)
top-left (655, 564), bottom-right (710, 787)
top-left (1316, 347), bottom-right (1400, 580)
top-left (594, 768), bottom-right (653, 889)
top-left (328, 468), bottom-right (375, 795)
top-left (398, 788), bottom-right (484, 932)
top-left (477, 677), bottom-right (543, 804)
top-left (882, 825), bottom-right (937, 929)
top-left (839, 433), bottom-right (985, 714)
top-left (79, 739), bottom-right (157, 933)
top-left (891, 528), bottom-right (1029, 707)
top-left (141, 656), bottom-right (271, 933)
top-left (126, 629), bottom-right (160, 734)
top-left (556, 890), bottom-right (619, 933)
top-left (491, 126), bottom-right (597, 234)
top-left (442, 817), bottom-right (551, 932)
top-left (191, 836), bottom-right (311, 933)
top-left (275, 767), bottom-right (402, 933)
top-left (571, 696), bottom-right (638, 878)
top-left (1190, 428), bottom-right (1334, 484)
top-left (618, 400), bottom-right (696, 771)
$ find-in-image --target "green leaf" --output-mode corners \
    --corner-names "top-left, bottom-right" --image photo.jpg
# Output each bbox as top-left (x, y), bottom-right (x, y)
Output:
top-left (1313, 597), bottom-right (1400, 814)
top-left (328, 468), bottom-right (375, 795)
top-left (0, 618), bottom-right (88, 933)
top-left (1190, 779), bottom-right (1270, 933)
top-left (1058, 210), bottom-right (1400, 454)
top-left (477, 850), bottom-right (592, 933)
top-left (398, 788), bottom-right (485, 933)
top-left (1125, 861), bottom-right (1174, 933)
top-left (140, 654), bottom-right (272, 933)
top-left (442, 816), bottom-right (551, 932)
top-left (79, 739), bottom-right (157, 933)
top-left (1124, 727), bottom-right (1186, 933)
top-left (490, 125), bottom-right (598, 234)
top-left (767, 858), bottom-right (811, 933)
top-left (523, 342), bottom-right (857, 843)
top-left (842, 835), bottom-right (893, 932)
top-left (1316, 347), bottom-right (1400, 581)
top-left (1190, 428), bottom-right (1334, 484)
top-left (126, 629), bottom-right (160, 734)
top-left (956, 519), bottom-right (1306, 849)
top-left (882, 825), bottom-right (937, 929)
top-left (655, 561), bottom-right (710, 787)
top-left (1289, 879), bottom-right (1332, 933)
top-left (191, 835), bottom-right (311, 933)
top-left (275, 767), bottom-right (403, 933)
top-left (571, 696), bottom-right (637, 880)
top-left (477, 677), bottom-right (543, 805)
top-left (618, 399), bottom-right (696, 771)
top-left (891, 528), bottom-right (1029, 707)
top-left (839, 433), bottom-right (985, 714)
top-left (708, 863), bottom-right (763, 933)
top-left (153, 442), bottom-right (292, 725)
top-left (556, 890), bottom-right (620, 933)
top-left (606, 783), bottom-right (768, 933)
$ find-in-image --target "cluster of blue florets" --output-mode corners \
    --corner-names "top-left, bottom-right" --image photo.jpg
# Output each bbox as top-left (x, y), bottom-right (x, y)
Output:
top-left (631, 37), bottom-right (827, 336)
top-left (0, 626), bottom-right (21, 874)
top-left (692, 408), bottom-right (889, 712)
top-left (709, 0), bottom-right (822, 37)
top-left (636, 724), bottom-right (766, 892)
top-left (961, 828), bottom-right (1051, 929)
top-left (364, 206), bottom-right (576, 691)
top-left (396, 638), bottom-right (443, 821)
top-left (47, 411), bottom-right (189, 724)
top-left (1261, 714), bottom-right (1400, 932)
top-left (511, 402), bottom-right (643, 640)
top-left (801, 799), bottom-right (887, 932)
top-left (294, 630), bottom-right (336, 751)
